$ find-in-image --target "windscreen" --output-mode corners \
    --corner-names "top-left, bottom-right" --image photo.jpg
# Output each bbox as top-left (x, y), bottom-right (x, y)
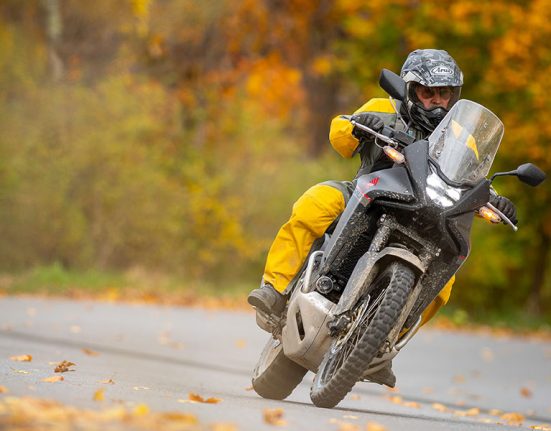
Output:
top-left (428, 100), bottom-right (504, 184)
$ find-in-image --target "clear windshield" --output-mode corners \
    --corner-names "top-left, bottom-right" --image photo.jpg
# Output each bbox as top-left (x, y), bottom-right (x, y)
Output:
top-left (428, 100), bottom-right (504, 184)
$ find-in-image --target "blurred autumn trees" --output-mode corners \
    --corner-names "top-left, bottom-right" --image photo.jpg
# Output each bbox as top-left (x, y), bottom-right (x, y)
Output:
top-left (0, 0), bottom-right (549, 318)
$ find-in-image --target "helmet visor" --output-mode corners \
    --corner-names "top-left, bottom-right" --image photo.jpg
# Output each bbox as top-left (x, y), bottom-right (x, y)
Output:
top-left (408, 82), bottom-right (461, 111)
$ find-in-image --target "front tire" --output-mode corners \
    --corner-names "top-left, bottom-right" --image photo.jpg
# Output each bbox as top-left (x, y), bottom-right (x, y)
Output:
top-left (310, 261), bottom-right (415, 408)
top-left (252, 337), bottom-right (308, 400)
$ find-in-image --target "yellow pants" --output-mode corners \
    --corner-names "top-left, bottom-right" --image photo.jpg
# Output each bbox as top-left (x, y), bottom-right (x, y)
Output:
top-left (263, 182), bottom-right (454, 326)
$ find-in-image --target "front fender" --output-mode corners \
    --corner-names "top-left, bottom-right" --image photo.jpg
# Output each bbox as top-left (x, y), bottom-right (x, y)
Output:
top-left (332, 247), bottom-right (425, 317)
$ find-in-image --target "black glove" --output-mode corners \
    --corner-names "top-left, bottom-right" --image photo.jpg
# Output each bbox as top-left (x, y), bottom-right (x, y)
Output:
top-left (351, 112), bottom-right (384, 141)
top-left (490, 194), bottom-right (518, 225)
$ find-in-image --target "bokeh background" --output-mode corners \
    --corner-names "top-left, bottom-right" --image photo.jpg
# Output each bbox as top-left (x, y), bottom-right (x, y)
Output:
top-left (0, 0), bottom-right (549, 326)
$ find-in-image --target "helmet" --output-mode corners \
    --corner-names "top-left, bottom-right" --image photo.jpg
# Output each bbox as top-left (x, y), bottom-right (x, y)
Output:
top-left (400, 49), bottom-right (463, 132)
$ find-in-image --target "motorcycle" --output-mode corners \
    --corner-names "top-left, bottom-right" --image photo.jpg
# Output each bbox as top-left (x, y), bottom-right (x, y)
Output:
top-left (251, 69), bottom-right (547, 408)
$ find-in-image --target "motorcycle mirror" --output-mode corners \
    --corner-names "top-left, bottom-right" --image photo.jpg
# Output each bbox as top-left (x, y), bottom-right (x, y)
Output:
top-left (516, 163), bottom-right (546, 186)
top-left (490, 162), bottom-right (547, 186)
top-left (379, 69), bottom-right (406, 101)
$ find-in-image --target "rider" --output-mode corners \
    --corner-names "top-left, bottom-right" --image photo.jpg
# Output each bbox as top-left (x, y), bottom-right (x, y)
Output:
top-left (248, 49), bottom-right (517, 324)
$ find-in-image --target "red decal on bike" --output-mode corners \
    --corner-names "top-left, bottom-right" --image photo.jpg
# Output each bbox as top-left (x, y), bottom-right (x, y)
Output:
top-left (369, 177), bottom-right (380, 186)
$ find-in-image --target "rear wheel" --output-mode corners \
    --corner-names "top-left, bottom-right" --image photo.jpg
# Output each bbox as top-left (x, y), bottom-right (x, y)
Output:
top-left (310, 261), bottom-right (415, 408)
top-left (252, 337), bottom-right (308, 400)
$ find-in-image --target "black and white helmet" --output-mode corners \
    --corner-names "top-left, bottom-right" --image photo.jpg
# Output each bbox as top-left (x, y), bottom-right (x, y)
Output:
top-left (400, 49), bottom-right (463, 133)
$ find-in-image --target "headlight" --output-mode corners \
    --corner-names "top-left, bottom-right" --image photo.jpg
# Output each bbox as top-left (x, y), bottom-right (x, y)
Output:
top-left (426, 169), bottom-right (463, 208)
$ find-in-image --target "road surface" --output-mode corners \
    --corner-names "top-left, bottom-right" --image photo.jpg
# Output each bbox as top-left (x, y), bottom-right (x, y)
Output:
top-left (1, 297), bottom-right (550, 430)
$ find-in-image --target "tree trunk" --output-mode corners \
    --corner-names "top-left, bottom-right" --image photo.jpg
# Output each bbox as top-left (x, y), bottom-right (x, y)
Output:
top-left (42, 0), bottom-right (64, 81)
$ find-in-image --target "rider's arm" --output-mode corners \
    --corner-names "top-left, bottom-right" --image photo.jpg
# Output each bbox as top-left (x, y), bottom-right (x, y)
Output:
top-left (329, 98), bottom-right (396, 158)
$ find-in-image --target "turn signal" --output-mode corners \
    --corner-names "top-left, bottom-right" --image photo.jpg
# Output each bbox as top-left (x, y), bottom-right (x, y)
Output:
top-left (479, 206), bottom-right (501, 223)
top-left (383, 146), bottom-right (405, 164)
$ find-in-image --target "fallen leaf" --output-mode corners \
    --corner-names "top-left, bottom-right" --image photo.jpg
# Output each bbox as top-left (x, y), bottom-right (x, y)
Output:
top-left (501, 412), bottom-right (525, 425)
top-left (520, 387), bottom-right (533, 398)
top-left (402, 401), bottom-right (421, 409)
top-left (387, 395), bottom-right (403, 405)
top-left (453, 408), bottom-right (481, 417)
top-left (10, 354), bottom-right (32, 362)
top-left (0, 386), bottom-right (8, 393)
top-left (93, 388), bottom-right (105, 401)
top-left (55, 360), bottom-right (76, 373)
top-left (263, 408), bottom-right (286, 426)
top-left (337, 422), bottom-right (359, 431)
top-left (13, 369), bottom-right (30, 374)
top-left (161, 412), bottom-right (198, 424)
top-left (235, 339), bottom-right (247, 348)
top-left (432, 403), bottom-right (449, 412)
top-left (134, 404), bottom-right (149, 415)
top-left (42, 376), bottom-right (64, 383)
top-left (366, 423), bottom-right (388, 431)
top-left (531, 424), bottom-right (551, 430)
top-left (453, 374), bottom-right (465, 384)
top-left (212, 424), bottom-right (238, 431)
top-left (188, 392), bottom-right (222, 404)
top-left (82, 348), bottom-right (100, 356)
top-left (133, 386), bottom-right (149, 391)
top-left (343, 415), bottom-right (358, 420)
top-left (100, 378), bottom-right (115, 384)
top-left (481, 347), bottom-right (494, 362)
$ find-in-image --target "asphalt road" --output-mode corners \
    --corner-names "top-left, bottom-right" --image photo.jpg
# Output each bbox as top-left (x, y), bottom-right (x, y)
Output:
top-left (1, 297), bottom-right (550, 430)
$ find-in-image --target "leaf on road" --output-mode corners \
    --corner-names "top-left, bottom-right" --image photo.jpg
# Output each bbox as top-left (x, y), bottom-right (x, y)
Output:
top-left (55, 360), bottom-right (76, 373)
top-left (329, 418), bottom-right (359, 431)
top-left (0, 385), bottom-right (8, 393)
top-left (481, 347), bottom-right (494, 362)
top-left (520, 387), bottom-right (533, 398)
top-left (432, 403), bottom-right (449, 412)
top-left (235, 339), bottom-right (246, 348)
top-left (337, 422), bottom-right (359, 431)
top-left (453, 407), bottom-right (480, 417)
top-left (187, 392), bottom-right (222, 404)
top-left (453, 374), bottom-right (465, 384)
top-left (69, 325), bottom-right (81, 334)
top-left (387, 395), bottom-right (420, 409)
top-left (134, 404), bottom-right (150, 415)
top-left (133, 386), bottom-right (150, 391)
top-left (100, 378), bottom-right (115, 384)
top-left (42, 376), bottom-right (64, 383)
top-left (93, 388), bottom-right (105, 401)
top-left (10, 354), bottom-right (32, 362)
top-left (160, 412), bottom-right (198, 424)
top-left (263, 408), bottom-right (286, 426)
top-left (531, 424), bottom-right (551, 430)
top-left (82, 348), bottom-right (100, 356)
top-left (0, 396), bottom-right (205, 429)
top-left (212, 423), bottom-right (238, 431)
top-left (366, 423), bottom-right (388, 431)
top-left (501, 412), bottom-right (525, 425)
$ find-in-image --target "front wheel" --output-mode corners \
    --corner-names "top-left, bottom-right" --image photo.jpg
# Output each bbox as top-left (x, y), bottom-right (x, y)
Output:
top-left (310, 261), bottom-right (415, 408)
top-left (252, 337), bottom-right (308, 400)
